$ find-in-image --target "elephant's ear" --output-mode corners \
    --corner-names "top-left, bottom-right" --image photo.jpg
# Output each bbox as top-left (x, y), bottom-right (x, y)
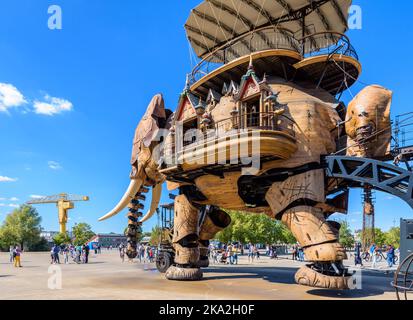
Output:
top-left (131, 94), bottom-right (166, 166)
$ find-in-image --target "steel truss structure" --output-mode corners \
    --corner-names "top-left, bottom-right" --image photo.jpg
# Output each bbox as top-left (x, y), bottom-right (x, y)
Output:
top-left (325, 156), bottom-right (413, 209)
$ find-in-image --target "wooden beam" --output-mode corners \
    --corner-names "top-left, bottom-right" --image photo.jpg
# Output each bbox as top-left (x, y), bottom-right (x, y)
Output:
top-left (331, 0), bottom-right (349, 29)
top-left (186, 25), bottom-right (239, 60)
top-left (206, 0), bottom-right (271, 46)
top-left (192, 8), bottom-right (252, 55)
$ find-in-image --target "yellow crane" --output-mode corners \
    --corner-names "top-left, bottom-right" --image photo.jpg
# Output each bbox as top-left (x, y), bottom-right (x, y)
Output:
top-left (27, 194), bottom-right (89, 234)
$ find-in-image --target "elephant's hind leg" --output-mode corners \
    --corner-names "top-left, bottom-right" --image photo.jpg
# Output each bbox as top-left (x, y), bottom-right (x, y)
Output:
top-left (165, 195), bottom-right (203, 281)
top-left (266, 170), bottom-right (352, 289)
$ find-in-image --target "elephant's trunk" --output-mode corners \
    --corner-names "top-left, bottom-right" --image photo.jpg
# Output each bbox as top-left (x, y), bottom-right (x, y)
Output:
top-left (99, 179), bottom-right (143, 221)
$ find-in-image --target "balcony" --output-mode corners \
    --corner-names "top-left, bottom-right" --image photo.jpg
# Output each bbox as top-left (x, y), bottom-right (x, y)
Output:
top-left (161, 112), bottom-right (297, 178)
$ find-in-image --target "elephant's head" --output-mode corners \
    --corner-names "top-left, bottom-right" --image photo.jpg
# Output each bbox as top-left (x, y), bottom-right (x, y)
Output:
top-left (99, 94), bottom-right (171, 223)
top-left (345, 85), bottom-right (392, 158)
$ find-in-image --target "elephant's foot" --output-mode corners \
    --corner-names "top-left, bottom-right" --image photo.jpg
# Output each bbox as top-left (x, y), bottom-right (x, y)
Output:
top-left (165, 266), bottom-right (203, 281)
top-left (295, 263), bottom-right (352, 290)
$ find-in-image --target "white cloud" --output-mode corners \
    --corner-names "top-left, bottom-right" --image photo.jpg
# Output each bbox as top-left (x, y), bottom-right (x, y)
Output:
top-left (9, 197), bottom-right (19, 201)
top-left (30, 195), bottom-right (45, 200)
top-left (33, 95), bottom-right (73, 116)
top-left (48, 161), bottom-right (62, 170)
top-left (0, 203), bottom-right (19, 208)
top-left (0, 83), bottom-right (27, 113)
top-left (0, 176), bottom-right (18, 182)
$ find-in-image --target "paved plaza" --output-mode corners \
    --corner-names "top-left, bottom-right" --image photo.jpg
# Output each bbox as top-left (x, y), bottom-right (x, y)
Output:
top-left (0, 251), bottom-right (401, 300)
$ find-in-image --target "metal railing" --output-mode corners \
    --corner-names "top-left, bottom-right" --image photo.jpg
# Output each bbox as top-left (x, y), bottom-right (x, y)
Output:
top-left (190, 28), bottom-right (358, 84)
top-left (301, 32), bottom-right (358, 60)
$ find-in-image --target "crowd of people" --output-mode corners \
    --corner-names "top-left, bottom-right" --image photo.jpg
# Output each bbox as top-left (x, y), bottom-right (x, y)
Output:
top-left (118, 243), bottom-right (155, 263)
top-left (291, 245), bottom-right (305, 262)
top-left (6, 240), bottom-right (400, 270)
top-left (208, 243), bottom-right (241, 265)
top-left (50, 243), bottom-right (93, 265)
top-left (354, 242), bottom-right (399, 268)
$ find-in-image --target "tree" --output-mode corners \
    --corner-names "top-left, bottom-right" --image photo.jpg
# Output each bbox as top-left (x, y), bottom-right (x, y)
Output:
top-left (339, 221), bottom-right (355, 249)
top-left (384, 227), bottom-right (400, 248)
top-left (30, 237), bottom-right (50, 252)
top-left (280, 224), bottom-right (297, 244)
top-left (53, 232), bottom-right (72, 246)
top-left (149, 227), bottom-right (163, 246)
top-left (374, 228), bottom-right (386, 247)
top-left (0, 205), bottom-right (43, 250)
top-left (72, 223), bottom-right (95, 246)
top-left (215, 211), bottom-right (296, 245)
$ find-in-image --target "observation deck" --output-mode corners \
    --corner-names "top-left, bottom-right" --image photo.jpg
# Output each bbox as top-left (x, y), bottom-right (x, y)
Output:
top-left (189, 28), bottom-right (361, 98)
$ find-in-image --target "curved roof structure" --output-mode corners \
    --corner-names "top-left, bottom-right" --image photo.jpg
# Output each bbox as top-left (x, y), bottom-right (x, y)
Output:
top-left (185, 0), bottom-right (352, 62)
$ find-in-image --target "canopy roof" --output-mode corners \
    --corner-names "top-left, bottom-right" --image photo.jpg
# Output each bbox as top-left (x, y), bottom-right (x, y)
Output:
top-left (185, 0), bottom-right (352, 62)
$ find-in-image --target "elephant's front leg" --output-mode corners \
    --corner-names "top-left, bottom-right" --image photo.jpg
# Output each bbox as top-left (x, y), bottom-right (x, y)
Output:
top-left (281, 206), bottom-right (350, 289)
top-left (165, 194), bottom-right (203, 281)
top-left (265, 169), bottom-right (351, 289)
top-left (198, 208), bottom-right (232, 268)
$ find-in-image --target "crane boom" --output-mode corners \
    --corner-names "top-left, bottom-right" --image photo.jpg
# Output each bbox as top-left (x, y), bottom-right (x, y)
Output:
top-left (27, 193), bottom-right (89, 204)
top-left (26, 193), bottom-right (89, 234)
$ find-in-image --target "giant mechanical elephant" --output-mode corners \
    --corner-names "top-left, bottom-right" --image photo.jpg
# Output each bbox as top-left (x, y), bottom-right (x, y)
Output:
top-left (100, 83), bottom-right (393, 288)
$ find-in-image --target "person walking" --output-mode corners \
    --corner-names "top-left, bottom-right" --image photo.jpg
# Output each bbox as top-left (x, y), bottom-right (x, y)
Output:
top-left (298, 247), bottom-right (305, 262)
top-left (387, 245), bottom-right (395, 268)
top-left (13, 246), bottom-right (22, 268)
top-left (248, 243), bottom-right (254, 264)
top-left (119, 243), bottom-right (125, 259)
top-left (354, 242), bottom-right (363, 267)
top-left (254, 246), bottom-right (260, 260)
top-left (53, 244), bottom-right (60, 264)
top-left (84, 244), bottom-right (90, 264)
top-left (371, 245), bottom-right (379, 269)
top-left (120, 246), bottom-right (125, 263)
top-left (9, 246), bottom-right (14, 263)
top-left (138, 244), bottom-right (145, 263)
top-left (232, 245), bottom-right (238, 265)
top-left (369, 243), bottom-right (376, 261)
top-left (212, 248), bottom-right (219, 265)
top-left (63, 245), bottom-right (70, 264)
top-left (292, 245), bottom-right (297, 261)
top-left (227, 244), bottom-right (233, 265)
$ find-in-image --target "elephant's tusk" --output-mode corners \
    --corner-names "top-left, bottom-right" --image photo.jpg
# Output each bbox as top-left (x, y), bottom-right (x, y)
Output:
top-left (140, 183), bottom-right (162, 223)
top-left (99, 179), bottom-right (143, 221)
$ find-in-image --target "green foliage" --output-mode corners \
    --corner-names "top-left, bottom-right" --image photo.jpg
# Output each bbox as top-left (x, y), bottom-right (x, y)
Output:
top-left (0, 205), bottom-right (43, 250)
top-left (338, 220), bottom-right (355, 249)
top-left (53, 232), bottom-right (72, 246)
top-left (384, 227), bottom-right (400, 248)
top-left (216, 211), bottom-right (296, 245)
top-left (374, 228), bottom-right (386, 247)
top-left (72, 223), bottom-right (95, 246)
top-left (149, 227), bottom-right (163, 246)
top-left (30, 237), bottom-right (50, 252)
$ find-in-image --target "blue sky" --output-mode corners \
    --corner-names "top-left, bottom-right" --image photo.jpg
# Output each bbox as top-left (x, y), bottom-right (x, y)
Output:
top-left (0, 0), bottom-right (412, 234)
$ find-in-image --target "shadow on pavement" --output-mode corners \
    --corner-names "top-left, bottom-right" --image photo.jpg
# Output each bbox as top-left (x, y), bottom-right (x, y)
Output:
top-left (204, 266), bottom-right (297, 285)
top-left (204, 266), bottom-right (395, 299)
